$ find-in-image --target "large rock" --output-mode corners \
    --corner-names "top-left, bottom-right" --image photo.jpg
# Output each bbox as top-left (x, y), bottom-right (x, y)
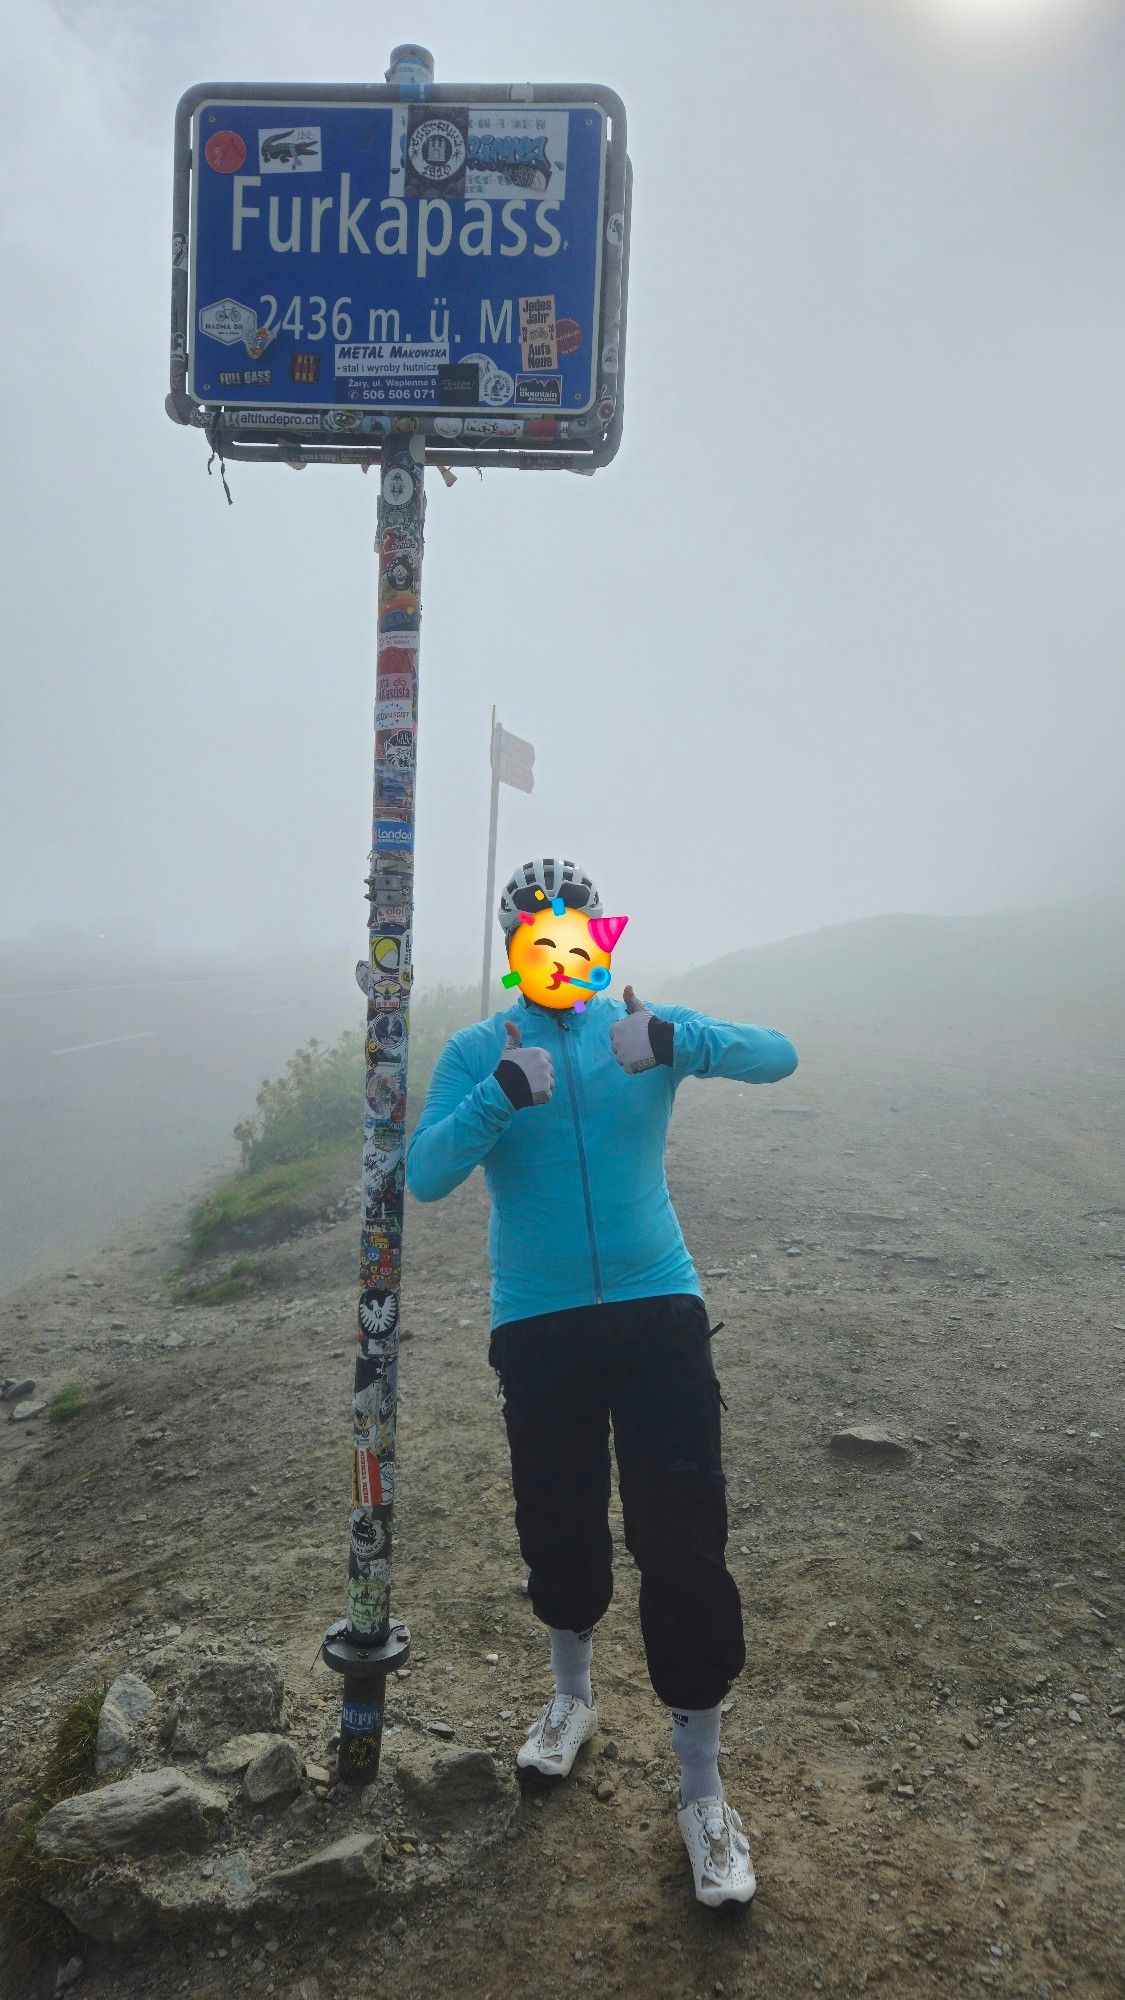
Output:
top-left (44, 1849), bottom-right (259, 1944)
top-left (828, 1424), bottom-right (911, 1465)
top-left (168, 1651), bottom-right (283, 1755)
top-left (264, 1833), bottom-right (381, 1907)
top-left (243, 1736), bottom-right (302, 1804)
top-left (392, 1742), bottom-right (513, 1820)
top-left (96, 1672), bottom-right (157, 1774)
top-left (36, 1769), bottom-right (227, 1860)
top-left (44, 1868), bottom-right (154, 1946)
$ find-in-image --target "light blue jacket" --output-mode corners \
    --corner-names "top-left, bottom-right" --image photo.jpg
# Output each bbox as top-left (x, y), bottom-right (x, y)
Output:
top-left (406, 996), bottom-right (798, 1328)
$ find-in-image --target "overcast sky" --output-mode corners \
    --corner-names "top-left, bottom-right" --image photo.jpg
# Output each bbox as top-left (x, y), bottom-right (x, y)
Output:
top-left (2, 0), bottom-right (1123, 988)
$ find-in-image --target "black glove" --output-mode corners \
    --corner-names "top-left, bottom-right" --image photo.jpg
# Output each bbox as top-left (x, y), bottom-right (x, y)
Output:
top-left (494, 1022), bottom-right (554, 1109)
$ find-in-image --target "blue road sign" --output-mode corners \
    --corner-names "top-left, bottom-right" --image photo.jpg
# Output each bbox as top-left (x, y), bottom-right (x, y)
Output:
top-left (188, 99), bottom-right (610, 423)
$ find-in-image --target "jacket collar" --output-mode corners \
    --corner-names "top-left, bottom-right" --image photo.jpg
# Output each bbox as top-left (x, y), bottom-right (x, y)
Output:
top-left (517, 993), bottom-right (604, 1034)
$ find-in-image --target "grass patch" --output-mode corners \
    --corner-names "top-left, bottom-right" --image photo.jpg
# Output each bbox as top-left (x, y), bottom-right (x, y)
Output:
top-left (169, 1256), bottom-right (255, 1305)
top-left (185, 1141), bottom-right (355, 1262)
top-left (45, 1381), bottom-right (86, 1424)
top-left (0, 1683), bottom-right (107, 1956)
top-left (183, 984), bottom-right (478, 1265)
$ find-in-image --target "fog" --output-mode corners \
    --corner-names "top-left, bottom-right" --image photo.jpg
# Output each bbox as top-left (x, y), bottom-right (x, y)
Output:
top-left (2, 0), bottom-right (1124, 993)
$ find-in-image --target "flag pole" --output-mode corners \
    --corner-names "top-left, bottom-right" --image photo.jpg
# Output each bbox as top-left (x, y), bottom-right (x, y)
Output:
top-left (480, 705), bottom-right (500, 1018)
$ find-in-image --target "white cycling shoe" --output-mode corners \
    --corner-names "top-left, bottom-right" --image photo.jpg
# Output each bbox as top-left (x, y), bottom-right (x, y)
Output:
top-left (677, 1794), bottom-right (757, 1908)
top-left (516, 1695), bottom-right (599, 1778)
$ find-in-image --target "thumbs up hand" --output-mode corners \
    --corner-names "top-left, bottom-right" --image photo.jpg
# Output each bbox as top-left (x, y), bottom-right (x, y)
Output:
top-left (611, 985), bottom-right (672, 1074)
top-left (495, 1020), bottom-right (555, 1109)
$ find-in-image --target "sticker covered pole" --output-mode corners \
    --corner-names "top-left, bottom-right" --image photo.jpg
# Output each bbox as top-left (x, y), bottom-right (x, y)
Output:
top-left (320, 42), bottom-right (435, 1783)
top-left (320, 421), bottom-right (422, 1780)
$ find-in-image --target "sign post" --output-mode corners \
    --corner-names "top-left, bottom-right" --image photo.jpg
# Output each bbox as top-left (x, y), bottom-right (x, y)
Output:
top-left (480, 713), bottom-right (536, 1017)
top-left (169, 45), bottom-right (630, 1785)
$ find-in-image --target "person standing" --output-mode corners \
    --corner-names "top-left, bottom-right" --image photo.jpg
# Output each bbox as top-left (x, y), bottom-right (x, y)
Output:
top-left (406, 857), bottom-right (798, 1907)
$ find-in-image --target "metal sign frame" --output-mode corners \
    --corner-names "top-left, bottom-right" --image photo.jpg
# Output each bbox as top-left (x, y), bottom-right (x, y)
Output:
top-left (169, 79), bottom-right (630, 474)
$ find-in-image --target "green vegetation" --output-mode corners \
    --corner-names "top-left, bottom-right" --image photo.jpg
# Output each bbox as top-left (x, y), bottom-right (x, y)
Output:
top-left (184, 1141), bottom-right (355, 1262)
top-left (0, 1683), bottom-right (107, 1955)
top-left (183, 983), bottom-right (478, 1267)
top-left (45, 1381), bottom-right (86, 1424)
top-left (169, 1255), bottom-right (256, 1305)
top-left (233, 1032), bottom-right (365, 1173)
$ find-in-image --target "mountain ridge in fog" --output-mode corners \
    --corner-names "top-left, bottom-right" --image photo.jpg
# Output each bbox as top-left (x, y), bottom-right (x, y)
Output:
top-left (663, 887), bottom-right (1125, 1034)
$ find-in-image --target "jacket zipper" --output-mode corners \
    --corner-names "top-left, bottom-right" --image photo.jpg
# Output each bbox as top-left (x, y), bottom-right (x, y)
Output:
top-left (557, 1016), bottom-right (603, 1304)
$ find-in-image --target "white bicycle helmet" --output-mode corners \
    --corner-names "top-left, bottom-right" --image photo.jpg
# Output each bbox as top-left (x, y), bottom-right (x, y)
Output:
top-left (499, 857), bottom-right (602, 935)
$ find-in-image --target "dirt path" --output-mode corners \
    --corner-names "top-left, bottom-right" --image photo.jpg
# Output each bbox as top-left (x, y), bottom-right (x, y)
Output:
top-left (1, 1018), bottom-right (1122, 1998)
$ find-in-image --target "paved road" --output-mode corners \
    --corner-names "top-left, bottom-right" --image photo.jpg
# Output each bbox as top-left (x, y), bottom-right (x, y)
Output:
top-left (0, 966), bottom-right (358, 1295)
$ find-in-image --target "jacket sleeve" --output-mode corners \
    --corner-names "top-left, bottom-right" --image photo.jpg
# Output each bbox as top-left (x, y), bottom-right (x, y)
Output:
top-left (654, 1005), bottom-right (798, 1085)
top-left (406, 1031), bottom-right (516, 1202)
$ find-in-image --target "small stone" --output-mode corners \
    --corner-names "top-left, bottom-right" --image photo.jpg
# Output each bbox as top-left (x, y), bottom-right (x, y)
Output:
top-left (962, 1733), bottom-right (981, 1750)
top-left (905, 1530), bottom-right (924, 1548)
top-left (828, 1425), bottom-right (910, 1465)
top-left (243, 1738), bottom-right (302, 1804)
top-left (9, 1401), bottom-right (46, 1423)
top-left (484, 1653), bottom-right (499, 1665)
top-left (2, 1379), bottom-right (36, 1403)
top-left (596, 1779), bottom-right (616, 1802)
top-left (303, 1761), bottom-right (331, 1785)
top-left (96, 1673), bottom-right (158, 1774)
top-left (264, 1833), bottom-right (381, 1907)
top-left (206, 1733), bottom-right (281, 1777)
top-left (425, 1721), bottom-right (455, 1739)
top-left (55, 1956), bottom-right (84, 1993)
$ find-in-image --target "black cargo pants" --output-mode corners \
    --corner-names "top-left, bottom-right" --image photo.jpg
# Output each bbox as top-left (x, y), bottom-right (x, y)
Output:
top-left (488, 1291), bottom-right (746, 1712)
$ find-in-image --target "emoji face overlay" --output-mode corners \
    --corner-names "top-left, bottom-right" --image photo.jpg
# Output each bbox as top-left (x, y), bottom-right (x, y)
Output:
top-left (506, 905), bottom-right (626, 1011)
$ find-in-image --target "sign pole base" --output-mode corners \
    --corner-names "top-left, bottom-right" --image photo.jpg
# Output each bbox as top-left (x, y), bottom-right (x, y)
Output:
top-left (321, 1616), bottom-right (411, 1783)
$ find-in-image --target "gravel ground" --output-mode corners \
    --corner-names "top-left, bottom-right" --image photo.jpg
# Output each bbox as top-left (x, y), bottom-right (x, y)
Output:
top-left (1, 1013), bottom-right (1122, 1998)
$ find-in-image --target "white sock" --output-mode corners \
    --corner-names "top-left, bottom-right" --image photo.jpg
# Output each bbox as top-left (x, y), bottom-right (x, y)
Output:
top-left (671, 1704), bottom-right (723, 1806)
top-left (548, 1625), bottom-right (594, 1707)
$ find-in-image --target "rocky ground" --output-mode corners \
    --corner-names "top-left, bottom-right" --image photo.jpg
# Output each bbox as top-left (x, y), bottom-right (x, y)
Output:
top-left (0, 1014), bottom-right (1122, 1999)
